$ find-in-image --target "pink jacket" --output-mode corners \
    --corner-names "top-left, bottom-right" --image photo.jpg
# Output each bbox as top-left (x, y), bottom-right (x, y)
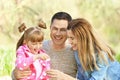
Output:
top-left (15, 45), bottom-right (50, 80)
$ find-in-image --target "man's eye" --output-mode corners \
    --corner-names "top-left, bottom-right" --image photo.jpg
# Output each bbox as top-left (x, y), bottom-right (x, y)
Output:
top-left (39, 42), bottom-right (42, 45)
top-left (71, 37), bottom-right (74, 40)
top-left (61, 29), bottom-right (66, 32)
top-left (53, 27), bottom-right (58, 30)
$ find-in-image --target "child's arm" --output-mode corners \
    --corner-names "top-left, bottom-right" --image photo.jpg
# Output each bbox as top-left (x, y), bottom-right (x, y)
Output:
top-left (16, 48), bottom-right (34, 70)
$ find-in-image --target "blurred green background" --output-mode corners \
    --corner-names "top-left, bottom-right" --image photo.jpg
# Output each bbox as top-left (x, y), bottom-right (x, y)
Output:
top-left (0, 0), bottom-right (120, 79)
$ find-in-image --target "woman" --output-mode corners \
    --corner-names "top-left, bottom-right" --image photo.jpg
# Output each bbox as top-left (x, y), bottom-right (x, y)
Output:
top-left (67, 18), bottom-right (120, 80)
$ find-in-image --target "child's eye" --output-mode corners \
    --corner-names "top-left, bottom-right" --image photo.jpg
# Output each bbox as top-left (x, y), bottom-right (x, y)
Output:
top-left (39, 42), bottom-right (42, 45)
top-left (31, 42), bottom-right (37, 45)
top-left (32, 43), bottom-right (36, 45)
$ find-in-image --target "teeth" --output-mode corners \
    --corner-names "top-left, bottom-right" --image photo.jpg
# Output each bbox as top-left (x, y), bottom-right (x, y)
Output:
top-left (55, 36), bottom-right (62, 40)
top-left (56, 37), bottom-right (61, 40)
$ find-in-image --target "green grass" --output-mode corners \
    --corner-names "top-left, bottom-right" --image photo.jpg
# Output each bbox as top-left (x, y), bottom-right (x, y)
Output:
top-left (116, 53), bottom-right (120, 62)
top-left (0, 47), bottom-right (15, 76)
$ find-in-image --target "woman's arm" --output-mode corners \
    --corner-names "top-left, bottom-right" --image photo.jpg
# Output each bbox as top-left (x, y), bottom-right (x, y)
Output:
top-left (89, 64), bottom-right (108, 80)
top-left (89, 54), bottom-right (109, 80)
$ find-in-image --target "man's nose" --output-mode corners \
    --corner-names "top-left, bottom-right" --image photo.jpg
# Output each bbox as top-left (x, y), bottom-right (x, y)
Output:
top-left (56, 30), bottom-right (61, 35)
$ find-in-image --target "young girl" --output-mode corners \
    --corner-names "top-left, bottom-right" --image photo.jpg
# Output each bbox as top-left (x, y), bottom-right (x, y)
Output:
top-left (15, 21), bottom-right (50, 80)
top-left (67, 18), bottom-right (120, 80)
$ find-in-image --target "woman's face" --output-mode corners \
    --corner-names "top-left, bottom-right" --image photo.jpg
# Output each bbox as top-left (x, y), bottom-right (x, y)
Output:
top-left (67, 30), bottom-right (78, 50)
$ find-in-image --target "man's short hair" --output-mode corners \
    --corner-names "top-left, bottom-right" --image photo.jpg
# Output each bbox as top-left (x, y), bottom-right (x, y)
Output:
top-left (51, 12), bottom-right (72, 23)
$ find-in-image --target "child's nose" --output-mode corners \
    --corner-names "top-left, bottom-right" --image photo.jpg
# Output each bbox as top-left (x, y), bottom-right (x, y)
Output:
top-left (36, 44), bottom-right (41, 49)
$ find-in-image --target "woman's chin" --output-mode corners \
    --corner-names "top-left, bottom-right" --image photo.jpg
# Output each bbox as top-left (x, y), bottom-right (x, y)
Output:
top-left (72, 47), bottom-right (77, 50)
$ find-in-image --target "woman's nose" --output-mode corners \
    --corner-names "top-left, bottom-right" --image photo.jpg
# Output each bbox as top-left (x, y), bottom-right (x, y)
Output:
top-left (68, 38), bottom-right (72, 44)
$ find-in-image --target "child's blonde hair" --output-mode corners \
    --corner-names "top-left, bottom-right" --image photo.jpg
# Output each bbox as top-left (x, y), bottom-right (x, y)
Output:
top-left (16, 20), bottom-right (46, 50)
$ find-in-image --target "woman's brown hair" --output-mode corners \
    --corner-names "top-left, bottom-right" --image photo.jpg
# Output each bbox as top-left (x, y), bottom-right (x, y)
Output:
top-left (67, 18), bottom-right (115, 71)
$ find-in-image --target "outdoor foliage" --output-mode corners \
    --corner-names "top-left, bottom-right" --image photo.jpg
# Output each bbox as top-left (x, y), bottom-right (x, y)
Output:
top-left (0, 0), bottom-right (120, 78)
top-left (0, 47), bottom-right (15, 76)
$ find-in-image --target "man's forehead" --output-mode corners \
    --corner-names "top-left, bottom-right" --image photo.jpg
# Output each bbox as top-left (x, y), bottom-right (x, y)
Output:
top-left (52, 26), bottom-right (67, 29)
top-left (51, 20), bottom-right (68, 28)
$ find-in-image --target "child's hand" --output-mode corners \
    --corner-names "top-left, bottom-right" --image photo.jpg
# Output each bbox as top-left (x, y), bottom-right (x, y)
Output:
top-left (34, 53), bottom-right (50, 61)
top-left (38, 53), bottom-right (50, 60)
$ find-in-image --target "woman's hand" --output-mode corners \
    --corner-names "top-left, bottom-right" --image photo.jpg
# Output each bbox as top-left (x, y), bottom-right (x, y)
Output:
top-left (13, 67), bottom-right (31, 79)
top-left (46, 69), bottom-right (76, 80)
top-left (46, 69), bottom-right (65, 80)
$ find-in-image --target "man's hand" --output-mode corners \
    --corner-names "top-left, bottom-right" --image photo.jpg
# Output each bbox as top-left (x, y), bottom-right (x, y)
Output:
top-left (13, 67), bottom-right (31, 79)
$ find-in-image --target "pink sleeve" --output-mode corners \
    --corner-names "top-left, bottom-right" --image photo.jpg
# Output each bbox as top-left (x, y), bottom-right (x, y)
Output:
top-left (40, 49), bottom-right (51, 69)
top-left (15, 46), bottom-right (34, 70)
top-left (39, 49), bottom-right (46, 54)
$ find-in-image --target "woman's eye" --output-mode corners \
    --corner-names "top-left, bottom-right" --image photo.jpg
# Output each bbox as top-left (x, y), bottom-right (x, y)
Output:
top-left (68, 37), bottom-right (74, 40)
top-left (69, 37), bottom-right (74, 40)
top-left (39, 42), bottom-right (42, 45)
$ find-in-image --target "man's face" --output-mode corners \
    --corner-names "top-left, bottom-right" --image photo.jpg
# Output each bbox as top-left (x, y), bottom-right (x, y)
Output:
top-left (50, 19), bottom-right (68, 46)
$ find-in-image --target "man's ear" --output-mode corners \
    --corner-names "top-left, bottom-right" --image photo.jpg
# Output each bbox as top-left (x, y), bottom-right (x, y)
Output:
top-left (23, 40), bottom-right (27, 44)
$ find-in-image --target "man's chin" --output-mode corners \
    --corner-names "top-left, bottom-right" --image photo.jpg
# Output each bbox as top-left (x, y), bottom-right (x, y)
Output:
top-left (54, 41), bottom-right (63, 45)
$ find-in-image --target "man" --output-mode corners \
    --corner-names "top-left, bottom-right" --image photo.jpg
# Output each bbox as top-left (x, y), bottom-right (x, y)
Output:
top-left (12, 12), bottom-right (77, 80)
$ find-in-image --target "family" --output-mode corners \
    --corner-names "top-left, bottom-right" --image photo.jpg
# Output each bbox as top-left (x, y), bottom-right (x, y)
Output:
top-left (12, 12), bottom-right (120, 80)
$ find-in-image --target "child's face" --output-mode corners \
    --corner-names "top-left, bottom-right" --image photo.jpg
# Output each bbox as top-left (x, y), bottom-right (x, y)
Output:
top-left (27, 40), bottom-right (43, 54)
